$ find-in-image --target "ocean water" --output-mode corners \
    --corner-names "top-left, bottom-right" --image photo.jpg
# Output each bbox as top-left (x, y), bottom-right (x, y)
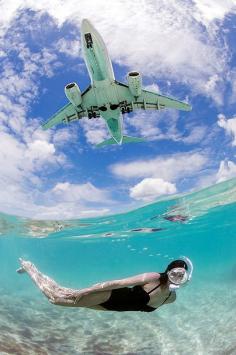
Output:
top-left (0, 178), bottom-right (236, 354)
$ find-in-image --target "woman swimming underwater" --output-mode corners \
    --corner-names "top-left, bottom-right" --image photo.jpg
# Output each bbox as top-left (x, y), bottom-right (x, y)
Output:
top-left (17, 257), bottom-right (193, 312)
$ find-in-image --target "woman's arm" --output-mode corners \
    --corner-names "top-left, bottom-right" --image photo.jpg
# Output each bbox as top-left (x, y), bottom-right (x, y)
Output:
top-left (81, 272), bottom-right (160, 294)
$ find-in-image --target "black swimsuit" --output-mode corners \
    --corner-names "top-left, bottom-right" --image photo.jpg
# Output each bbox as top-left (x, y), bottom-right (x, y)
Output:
top-left (100, 284), bottom-right (171, 312)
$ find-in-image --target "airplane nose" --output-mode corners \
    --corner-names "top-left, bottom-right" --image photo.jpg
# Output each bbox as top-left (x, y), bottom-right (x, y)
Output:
top-left (81, 19), bottom-right (93, 33)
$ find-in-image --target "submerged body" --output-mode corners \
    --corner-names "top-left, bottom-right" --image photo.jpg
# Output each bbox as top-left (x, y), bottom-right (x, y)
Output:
top-left (43, 19), bottom-right (191, 146)
top-left (17, 258), bottom-right (192, 312)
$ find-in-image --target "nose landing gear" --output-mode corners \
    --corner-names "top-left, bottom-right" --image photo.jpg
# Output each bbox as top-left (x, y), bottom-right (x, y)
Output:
top-left (88, 110), bottom-right (99, 119)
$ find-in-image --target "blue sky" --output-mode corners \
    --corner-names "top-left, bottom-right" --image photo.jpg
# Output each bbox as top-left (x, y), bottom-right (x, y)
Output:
top-left (1, 1), bottom-right (236, 219)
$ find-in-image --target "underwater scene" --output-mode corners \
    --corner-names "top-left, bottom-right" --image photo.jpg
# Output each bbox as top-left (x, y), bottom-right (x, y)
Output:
top-left (0, 178), bottom-right (236, 355)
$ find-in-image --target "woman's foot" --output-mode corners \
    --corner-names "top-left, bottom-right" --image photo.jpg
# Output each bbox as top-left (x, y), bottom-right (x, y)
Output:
top-left (16, 258), bottom-right (33, 274)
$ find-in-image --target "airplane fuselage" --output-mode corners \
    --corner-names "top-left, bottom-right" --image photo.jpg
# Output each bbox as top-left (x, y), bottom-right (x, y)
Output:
top-left (81, 19), bottom-right (123, 144)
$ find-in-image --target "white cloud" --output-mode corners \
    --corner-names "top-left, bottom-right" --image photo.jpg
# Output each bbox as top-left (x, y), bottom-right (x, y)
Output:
top-left (203, 74), bottom-right (223, 105)
top-left (55, 38), bottom-right (81, 58)
top-left (144, 83), bottom-right (160, 93)
top-left (80, 118), bottom-right (108, 145)
top-left (52, 181), bottom-right (109, 203)
top-left (110, 152), bottom-right (209, 181)
top-left (124, 99), bottom-right (206, 146)
top-left (0, 35), bottom-right (73, 216)
top-left (20, 203), bottom-right (110, 220)
top-left (79, 208), bottom-right (110, 217)
top-left (52, 127), bottom-right (78, 146)
top-left (217, 113), bottom-right (236, 146)
top-left (0, 9), bottom-right (115, 218)
top-left (187, 159), bottom-right (236, 191)
top-left (0, 0), bottom-right (234, 102)
top-left (129, 178), bottom-right (177, 202)
top-left (193, 0), bottom-right (236, 24)
top-left (124, 110), bottom-right (181, 141)
top-left (182, 125), bottom-right (207, 144)
top-left (216, 160), bottom-right (236, 182)
top-left (27, 139), bottom-right (55, 158)
top-left (229, 69), bottom-right (236, 104)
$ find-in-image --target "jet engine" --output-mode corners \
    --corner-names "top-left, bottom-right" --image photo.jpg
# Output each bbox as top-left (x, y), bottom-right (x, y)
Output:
top-left (65, 82), bottom-right (82, 107)
top-left (127, 71), bottom-right (142, 97)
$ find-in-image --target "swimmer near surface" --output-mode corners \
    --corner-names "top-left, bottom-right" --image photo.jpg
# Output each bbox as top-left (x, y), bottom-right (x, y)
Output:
top-left (17, 257), bottom-right (193, 313)
top-left (2, 178), bottom-right (235, 354)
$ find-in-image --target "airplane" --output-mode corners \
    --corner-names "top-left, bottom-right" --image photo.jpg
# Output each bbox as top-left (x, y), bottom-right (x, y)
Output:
top-left (42, 19), bottom-right (191, 147)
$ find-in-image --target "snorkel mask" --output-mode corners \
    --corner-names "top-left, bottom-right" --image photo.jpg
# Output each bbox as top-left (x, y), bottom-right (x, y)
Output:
top-left (167, 256), bottom-right (193, 291)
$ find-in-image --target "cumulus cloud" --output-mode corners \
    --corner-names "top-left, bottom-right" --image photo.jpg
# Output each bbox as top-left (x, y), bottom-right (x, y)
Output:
top-left (26, 140), bottom-right (55, 158)
top-left (182, 125), bottom-right (207, 144)
top-left (20, 202), bottom-right (110, 220)
top-left (124, 110), bottom-right (181, 142)
top-left (110, 152), bottom-right (209, 181)
top-left (0, 127), bottom-right (65, 207)
top-left (0, 0), bottom-right (234, 102)
top-left (186, 159), bottom-right (236, 191)
top-left (125, 110), bottom-right (207, 145)
top-left (0, 12), bottom-right (83, 218)
top-left (0, 9), bottom-right (116, 219)
top-left (52, 181), bottom-right (109, 203)
top-left (129, 178), bottom-right (177, 202)
top-left (52, 127), bottom-right (78, 146)
top-left (55, 38), bottom-right (81, 58)
top-left (216, 160), bottom-right (236, 182)
top-left (193, 0), bottom-right (236, 24)
top-left (80, 118), bottom-right (108, 145)
top-left (144, 83), bottom-right (160, 93)
top-left (217, 113), bottom-right (236, 146)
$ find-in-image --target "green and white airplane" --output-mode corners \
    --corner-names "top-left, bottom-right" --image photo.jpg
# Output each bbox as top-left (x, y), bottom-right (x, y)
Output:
top-left (42, 19), bottom-right (191, 147)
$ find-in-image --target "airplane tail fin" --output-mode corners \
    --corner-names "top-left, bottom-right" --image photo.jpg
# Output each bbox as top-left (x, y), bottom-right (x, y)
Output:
top-left (96, 135), bottom-right (146, 148)
top-left (96, 137), bottom-right (117, 147)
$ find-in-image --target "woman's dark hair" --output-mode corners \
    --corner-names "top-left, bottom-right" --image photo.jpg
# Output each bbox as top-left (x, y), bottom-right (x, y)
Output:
top-left (159, 259), bottom-right (188, 285)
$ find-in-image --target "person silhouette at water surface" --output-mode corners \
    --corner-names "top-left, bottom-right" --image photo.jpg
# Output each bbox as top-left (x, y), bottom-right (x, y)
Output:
top-left (151, 214), bottom-right (188, 222)
top-left (164, 215), bottom-right (188, 222)
top-left (17, 257), bottom-right (193, 312)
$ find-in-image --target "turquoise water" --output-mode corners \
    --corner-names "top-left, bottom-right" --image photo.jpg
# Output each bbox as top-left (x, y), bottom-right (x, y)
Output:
top-left (0, 179), bottom-right (236, 354)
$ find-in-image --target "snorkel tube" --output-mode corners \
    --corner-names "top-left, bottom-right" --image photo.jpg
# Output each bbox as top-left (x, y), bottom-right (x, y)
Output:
top-left (168, 256), bottom-right (193, 291)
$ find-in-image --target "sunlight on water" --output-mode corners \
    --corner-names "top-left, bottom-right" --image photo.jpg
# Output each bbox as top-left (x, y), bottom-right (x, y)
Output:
top-left (0, 179), bottom-right (236, 354)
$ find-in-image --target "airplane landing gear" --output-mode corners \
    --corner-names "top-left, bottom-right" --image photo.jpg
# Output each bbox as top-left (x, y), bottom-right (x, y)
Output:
top-left (120, 103), bottom-right (132, 115)
top-left (88, 110), bottom-right (99, 119)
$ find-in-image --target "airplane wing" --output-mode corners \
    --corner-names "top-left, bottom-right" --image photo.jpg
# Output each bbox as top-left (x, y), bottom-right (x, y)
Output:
top-left (42, 102), bottom-right (83, 129)
top-left (42, 85), bottom-right (96, 130)
top-left (115, 81), bottom-right (191, 112)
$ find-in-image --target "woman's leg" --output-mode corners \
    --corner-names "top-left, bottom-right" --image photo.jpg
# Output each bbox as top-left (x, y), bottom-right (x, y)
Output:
top-left (17, 259), bottom-right (111, 308)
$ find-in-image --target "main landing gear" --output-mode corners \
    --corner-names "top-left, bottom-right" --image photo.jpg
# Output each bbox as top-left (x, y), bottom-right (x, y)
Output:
top-left (121, 105), bottom-right (132, 115)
